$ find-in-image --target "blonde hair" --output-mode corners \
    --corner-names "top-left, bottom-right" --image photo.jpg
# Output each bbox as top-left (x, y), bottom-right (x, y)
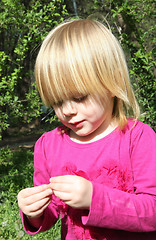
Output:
top-left (35, 19), bottom-right (140, 129)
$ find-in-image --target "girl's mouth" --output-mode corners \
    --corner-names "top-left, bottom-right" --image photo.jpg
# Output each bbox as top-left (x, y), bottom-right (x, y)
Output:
top-left (69, 120), bottom-right (84, 128)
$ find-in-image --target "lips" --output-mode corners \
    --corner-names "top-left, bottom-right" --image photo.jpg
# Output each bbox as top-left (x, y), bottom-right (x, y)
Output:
top-left (69, 120), bottom-right (84, 128)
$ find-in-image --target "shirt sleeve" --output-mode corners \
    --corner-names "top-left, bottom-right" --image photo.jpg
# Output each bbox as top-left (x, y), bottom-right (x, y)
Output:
top-left (20, 133), bottom-right (59, 234)
top-left (82, 123), bottom-right (156, 232)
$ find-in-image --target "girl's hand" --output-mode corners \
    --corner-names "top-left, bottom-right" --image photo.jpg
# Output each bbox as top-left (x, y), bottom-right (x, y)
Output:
top-left (49, 175), bottom-right (93, 210)
top-left (17, 184), bottom-right (53, 219)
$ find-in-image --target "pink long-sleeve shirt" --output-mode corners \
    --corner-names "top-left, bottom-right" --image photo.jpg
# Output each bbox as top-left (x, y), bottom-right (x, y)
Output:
top-left (21, 119), bottom-right (156, 239)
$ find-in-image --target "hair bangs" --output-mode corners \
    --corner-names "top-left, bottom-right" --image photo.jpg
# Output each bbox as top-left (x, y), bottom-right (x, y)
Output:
top-left (35, 20), bottom-right (108, 106)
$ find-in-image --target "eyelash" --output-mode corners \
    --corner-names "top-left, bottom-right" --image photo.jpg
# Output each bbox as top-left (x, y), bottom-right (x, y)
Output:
top-left (53, 95), bottom-right (88, 107)
top-left (53, 100), bottom-right (63, 107)
top-left (72, 95), bottom-right (88, 102)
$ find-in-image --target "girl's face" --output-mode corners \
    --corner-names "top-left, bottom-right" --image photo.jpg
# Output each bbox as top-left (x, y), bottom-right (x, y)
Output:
top-left (53, 93), bottom-right (115, 143)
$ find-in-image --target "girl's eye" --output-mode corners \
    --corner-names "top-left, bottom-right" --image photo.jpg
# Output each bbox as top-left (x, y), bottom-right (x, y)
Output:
top-left (53, 95), bottom-right (88, 107)
top-left (72, 95), bottom-right (88, 103)
top-left (53, 100), bottom-right (63, 107)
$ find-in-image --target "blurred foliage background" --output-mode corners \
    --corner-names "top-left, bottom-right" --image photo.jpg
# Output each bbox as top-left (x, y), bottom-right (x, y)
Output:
top-left (0, 0), bottom-right (155, 239)
top-left (0, 0), bottom-right (156, 141)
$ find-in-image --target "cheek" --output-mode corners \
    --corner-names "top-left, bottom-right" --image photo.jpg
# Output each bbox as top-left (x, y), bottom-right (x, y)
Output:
top-left (92, 107), bottom-right (106, 123)
top-left (54, 108), bottom-right (63, 120)
top-left (89, 104), bottom-right (105, 118)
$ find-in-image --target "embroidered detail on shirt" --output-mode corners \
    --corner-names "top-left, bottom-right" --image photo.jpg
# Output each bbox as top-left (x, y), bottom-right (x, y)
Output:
top-left (107, 166), bottom-right (133, 193)
top-left (53, 162), bottom-right (133, 239)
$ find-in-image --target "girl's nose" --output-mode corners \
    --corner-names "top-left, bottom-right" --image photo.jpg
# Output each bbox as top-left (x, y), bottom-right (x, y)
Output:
top-left (62, 100), bottom-right (77, 116)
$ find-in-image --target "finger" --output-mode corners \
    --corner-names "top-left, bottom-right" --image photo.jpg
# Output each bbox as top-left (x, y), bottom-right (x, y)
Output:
top-left (19, 184), bottom-right (50, 198)
top-left (53, 190), bottom-right (71, 202)
top-left (50, 176), bottom-right (67, 183)
top-left (25, 195), bottom-right (52, 213)
top-left (50, 175), bottom-right (77, 183)
top-left (49, 182), bottom-right (71, 193)
top-left (24, 188), bottom-right (53, 206)
top-left (26, 199), bottom-right (52, 218)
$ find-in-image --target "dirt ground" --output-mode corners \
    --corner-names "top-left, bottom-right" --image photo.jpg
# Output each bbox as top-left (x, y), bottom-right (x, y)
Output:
top-left (0, 132), bottom-right (42, 149)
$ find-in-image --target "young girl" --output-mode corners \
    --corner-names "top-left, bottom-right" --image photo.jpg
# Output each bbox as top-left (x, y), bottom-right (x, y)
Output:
top-left (17, 19), bottom-right (156, 240)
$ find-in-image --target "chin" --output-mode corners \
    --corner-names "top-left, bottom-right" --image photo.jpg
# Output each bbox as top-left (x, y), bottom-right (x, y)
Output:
top-left (74, 129), bottom-right (93, 137)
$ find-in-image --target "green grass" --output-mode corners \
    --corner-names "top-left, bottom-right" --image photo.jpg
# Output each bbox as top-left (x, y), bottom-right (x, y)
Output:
top-left (0, 147), bottom-right (61, 240)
